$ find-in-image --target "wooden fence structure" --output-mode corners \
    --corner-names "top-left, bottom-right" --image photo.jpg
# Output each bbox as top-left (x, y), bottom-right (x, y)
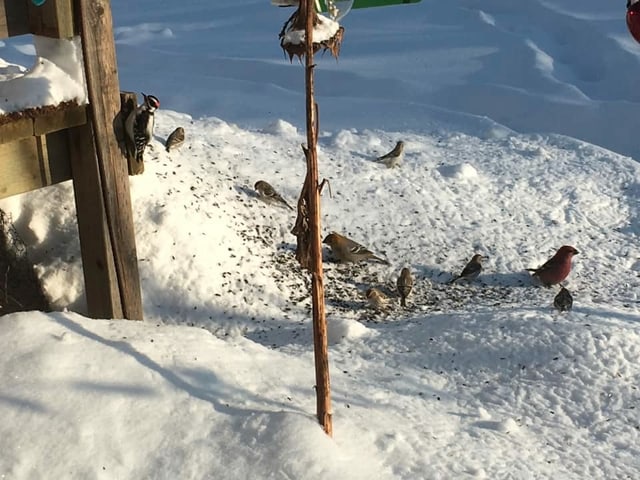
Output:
top-left (0, 0), bottom-right (143, 320)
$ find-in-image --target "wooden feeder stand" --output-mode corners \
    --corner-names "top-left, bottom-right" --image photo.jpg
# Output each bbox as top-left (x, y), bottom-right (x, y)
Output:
top-left (0, 0), bottom-right (143, 320)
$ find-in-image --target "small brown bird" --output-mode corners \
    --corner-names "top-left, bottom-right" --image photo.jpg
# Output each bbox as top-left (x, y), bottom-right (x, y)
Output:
top-left (365, 288), bottom-right (389, 310)
top-left (397, 267), bottom-right (414, 307)
top-left (527, 246), bottom-right (579, 287)
top-left (322, 232), bottom-right (389, 265)
top-left (553, 286), bottom-right (573, 312)
top-left (376, 140), bottom-right (404, 168)
top-left (254, 180), bottom-right (294, 210)
top-left (450, 254), bottom-right (485, 283)
top-left (165, 127), bottom-right (185, 152)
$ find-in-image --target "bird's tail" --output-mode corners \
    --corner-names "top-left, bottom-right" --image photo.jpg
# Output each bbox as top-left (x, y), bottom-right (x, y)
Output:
top-left (372, 255), bottom-right (390, 265)
top-left (400, 296), bottom-right (406, 308)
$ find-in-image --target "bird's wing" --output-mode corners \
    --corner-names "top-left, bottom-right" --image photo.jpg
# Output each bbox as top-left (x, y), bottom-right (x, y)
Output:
top-left (344, 238), bottom-right (372, 255)
top-left (460, 261), bottom-right (481, 277)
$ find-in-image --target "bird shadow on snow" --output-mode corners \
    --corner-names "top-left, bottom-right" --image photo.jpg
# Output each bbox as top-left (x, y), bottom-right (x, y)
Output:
top-left (49, 312), bottom-right (307, 416)
top-left (575, 305), bottom-right (640, 326)
top-left (0, 393), bottom-right (49, 414)
top-left (234, 184), bottom-right (259, 199)
top-left (415, 265), bottom-right (534, 289)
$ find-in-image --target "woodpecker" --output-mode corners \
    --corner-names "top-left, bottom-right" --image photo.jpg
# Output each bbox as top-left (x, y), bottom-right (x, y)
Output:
top-left (125, 93), bottom-right (160, 163)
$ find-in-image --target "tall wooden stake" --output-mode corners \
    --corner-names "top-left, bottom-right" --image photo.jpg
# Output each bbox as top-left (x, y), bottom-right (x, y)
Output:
top-left (302, 0), bottom-right (333, 436)
top-left (77, 0), bottom-right (143, 320)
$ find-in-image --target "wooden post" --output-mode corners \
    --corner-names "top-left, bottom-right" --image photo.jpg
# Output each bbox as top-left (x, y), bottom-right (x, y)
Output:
top-left (77, 0), bottom-right (143, 320)
top-left (302, 0), bottom-right (333, 436)
top-left (28, 0), bottom-right (75, 38)
top-left (68, 122), bottom-right (123, 318)
top-left (0, 1), bottom-right (29, 38)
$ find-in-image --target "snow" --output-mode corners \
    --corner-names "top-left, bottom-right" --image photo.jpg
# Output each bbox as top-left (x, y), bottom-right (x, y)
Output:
top-left (0, 36), bottom-right (87, 113)
top-left (282, 14), bottom-right (341, 45)
top-left (1, 0), bottom-right (640, 478)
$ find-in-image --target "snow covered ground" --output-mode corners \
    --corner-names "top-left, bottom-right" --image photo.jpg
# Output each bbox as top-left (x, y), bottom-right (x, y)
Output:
top-left (1, 0), bottom-right (640, 478)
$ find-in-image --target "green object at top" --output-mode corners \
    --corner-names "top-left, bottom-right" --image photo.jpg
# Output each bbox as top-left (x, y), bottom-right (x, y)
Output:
top-left (350, 0), bottom-right (420, 7)
top-left (317, 0), bottom-right (420, 11)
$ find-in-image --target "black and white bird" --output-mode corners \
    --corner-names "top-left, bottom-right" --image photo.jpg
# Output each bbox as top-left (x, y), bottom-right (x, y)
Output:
top-left (254, 180), bottom-right (294, 210)
top-left (376, 140), bottom-right (404, 168)
top-left (553, 286), bottom-right (573, 312)
top-left (165, 127), bottom-right (185, 152)
top-left (125, 93), bottom-right (160, 163)
top-left (397, 267), bottom-right (414, 307)
top-left (450, 254), bottom-right (485, 283)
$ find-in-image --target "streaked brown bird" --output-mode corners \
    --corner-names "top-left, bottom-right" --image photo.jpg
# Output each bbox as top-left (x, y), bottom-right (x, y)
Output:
top-left (527, 246), bottom-right (579, 287)
top-left (450, 254), bottom-right (485, 283)
top-left (376, 140), bottom-right (404, 168)
top-left (365, 287), bottom-right (389, 310)
top-left (397, 267), bottom-right (414, 307)
top-left (165, 127), bottom-right (185, 152)
top-left (553, 286), bottom-right (573, 312)
top-left (322, 232), bottom-right (389, 265)
top-left (254, 180), bottom-right (294, 210)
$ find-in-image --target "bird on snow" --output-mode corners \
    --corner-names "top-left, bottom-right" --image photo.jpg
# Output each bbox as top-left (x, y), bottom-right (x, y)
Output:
top-left (553, 286), bottom-right (573, 312)
top-left (527, 246), bottom-right (579, 287)
top-left (376, 140), bottom-right (404, 168)
top-left (323, 232), bottom-right (390, 265)
top-left (165, 127), bottom-right (185, 152)
top-left (254, 180), bottom-right (294, 210)
top-left (450, 254), bottom-right (485, 283)
top-left (365, 287), bottom-right (390, 310)
top-left (397, 267), bottom-right (414, 307)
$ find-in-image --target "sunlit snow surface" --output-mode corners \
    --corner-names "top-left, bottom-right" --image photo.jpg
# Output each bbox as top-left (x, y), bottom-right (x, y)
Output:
top-left (0, 36), bottom-right (86, 113)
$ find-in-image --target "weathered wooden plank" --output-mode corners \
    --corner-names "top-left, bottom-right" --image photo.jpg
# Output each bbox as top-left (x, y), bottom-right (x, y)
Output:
top-left (0, 137), bottom-right (41, 198)
top-left (0, 104), bottom-right (87, 145)
top-left (28, 0), bottom-right (75, 38)
top-left (0, 133), bottom-right (72, 199)
top-left (0, 137), bottom-right (47, 198)
top-left (0, 1), bottom-right (29, 39)
top-left (33, 103), bottom-right (87, 136)
top-left (45, 129), bottom-right (72, 183)
top-left (68, 122), bottom-right (123, 319)
top-left (78, 0), bottom-right (143, 320)
top-left (34, 135), bottom-right (51, 185)
top-left (0, 117), bottom-right (33, 145)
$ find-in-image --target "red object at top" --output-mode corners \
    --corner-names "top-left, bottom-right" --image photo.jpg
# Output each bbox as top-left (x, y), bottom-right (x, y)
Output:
top-left (627, 1), bottom-right (640, 44)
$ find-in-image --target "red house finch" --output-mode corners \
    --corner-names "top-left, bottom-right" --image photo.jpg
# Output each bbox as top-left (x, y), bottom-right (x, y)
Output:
top-left (254, 180), bottom-right (294, 210)
top-left (396, 267), bottom-right (414, 307)
top-left (323, 232), bottom-right (389, 265)
top-left (450, 254), bottom-right (485, 283)
top-left (553, 286), bottom-right (573, 312)
top-left (527, 245), bottom-right (579, 287)
top-left (376, 140), bottom-right (404, 168)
